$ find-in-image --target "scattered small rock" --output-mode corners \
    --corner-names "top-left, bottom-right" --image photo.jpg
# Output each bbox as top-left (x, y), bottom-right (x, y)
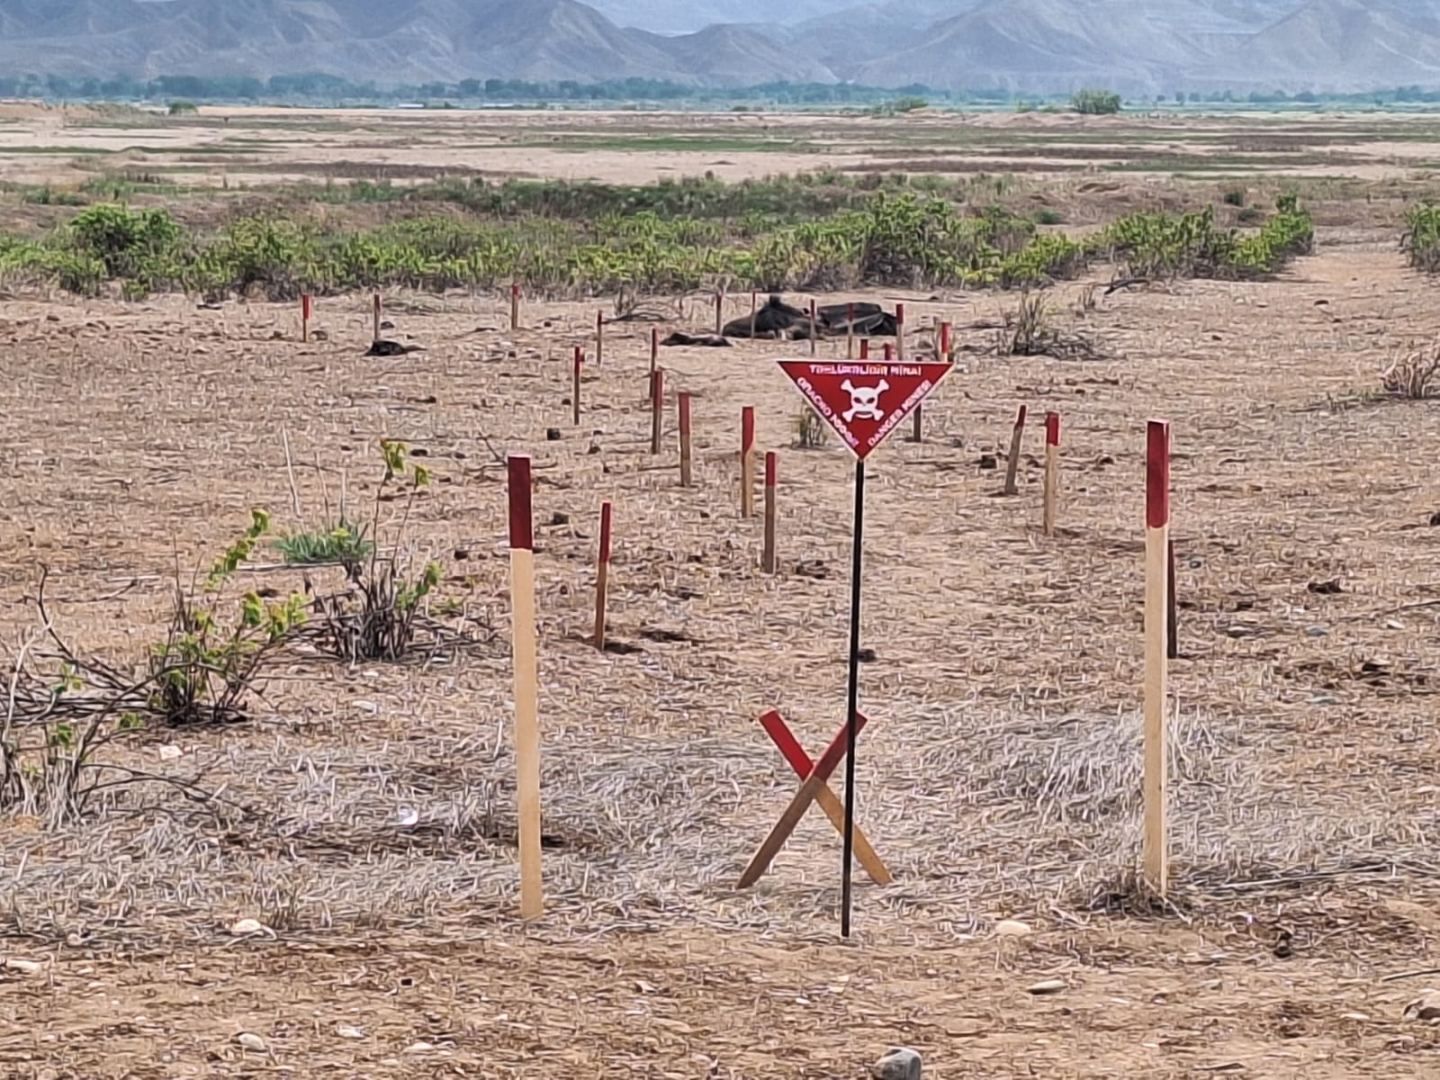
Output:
top-left (228, 918), bottom-right (273, 938)
top-left (548, 511), bottom-right (570, 526)
top-left (546, 428), bottom-right (562, 441)
top-left (453, 548), bottom-right (470, 561)
top-left (995, 919), bottom-right (1032, 937)
top-left (856, 647), bottom-right (878, 663)
top-left (157, 744), bottom-right (182, 762)
top-left (871, 1047), bottom-right (922, 1080)
top-left (4, 958), bottom-right (45, 976)
top-left (1429, 511), bottom-right (1440, 527)
top-left (236, 1032), bottom-right (267, 1053)
top-left (366, 339), bottom-right (424, 357)
top-left (977, 454), bottom-right (998, 470)
top-left (1307, 579), bottom-right (1343, 595)
top-left (1404, 990), bottom-right (1440, 1024)
top-left (336, 1024), bottom-right (365, 1039)
top-left (1304, 626), bottom-right (1329, 638)
top-left (405, 1041), bottom-right (436, 1054)
top-left (1027, 978), bottom-right (1067, 995)
top-left (353, 700), bottom-right (380, 715)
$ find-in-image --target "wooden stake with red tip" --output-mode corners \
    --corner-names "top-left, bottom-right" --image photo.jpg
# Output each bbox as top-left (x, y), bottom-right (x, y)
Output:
top-left (715, 290), bottom-right (724, 335)
top-left (1144, 419), bottom-right (1172, 897)
top-left (510, 283), bottom-right (520, 330)
top-left (859, 338), bottom-right (870, 361)
top-left (301, 293), bottom-right (312, 343)
top-left (895, 302), bottom-right (906, 362)
top-left (571, 347), bottom-right (583, 426)
top-left (1042, 411), bottom-right (1060, 536)
top-left (750, 290), bottom-right (758, 339)
top-left (678, 391), bottom-right (693, 487)
top-left (507, 455), bottom-right (543, 919)
top-left (883, 343), bottom-right (894, 362)
top-left (372, 292), bottom-right (382, 345)
top-left (846, 302), bottom-right (856, 359)
top-left (594, 501), bottom-right (613, 652)
top-left (1003, 404), bottom-right (1028, 496)
top-left (649, 325), bottom-right (658, 377)
top-left (595, 310), bottom-right (604, 367)
top-left (939, 321), bottom-right (952, 362)
top-left (650, 367), bottom-right (664, 455)
top-left (740, 406), bottom-right (756, 519)
top-left (762, 452), bottom-right (778, 574)
top-left (809, 298), bottom-right (819, 357)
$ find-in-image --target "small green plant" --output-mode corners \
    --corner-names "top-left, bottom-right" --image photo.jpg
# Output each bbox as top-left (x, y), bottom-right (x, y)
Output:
top-left (275, 519), bottom-right (373, 565)
top-left (167, 100), bottom-right (199, 116)
top-left (1402, 203), bottom-right (1440, 273)
top-left (1236, 206), bottom-right (1264, 225)
top-left (1033, 208), bottom-right (1065, 226)
top-left (794, 407), bottom-right (828, 450)
top-left (1072, 89), bottom-right (1122, 115)
top-left (1000, 290), bottom-right (1050, 356)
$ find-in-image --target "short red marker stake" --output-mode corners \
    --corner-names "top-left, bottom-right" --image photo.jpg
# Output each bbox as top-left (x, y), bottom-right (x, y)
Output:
top-left (372, 292), bottom-right (382, 345)
top-left (1144, 419), bottom-right (1172, 898)
top-left (650, 367), bottom-right (664, 455)
top-left (883, 343), bottom-right (894, 362)
top-left (715, 290), bottom-right (724, 335)
top-left (594, 500), bottom-right (613, 652)
top-left (809, 298), bottom-right (819, 357)
top-left (1003, 404), bottom-right (1028, 496)
top-left (301, 293), bottom-right (313, 343)
top-left (750, 290), bottom-right (758, 339)
top-left (859, 338), bottom-right (870, 361)
top-left (762, 451), bottom-right (778, 574)
top-left (1043, 411), bottom-right (1061, 536)
top-left (510, 282), bottom-right (521, 330)
top-left (595, 310), bottom-right (604, 367)
top-left (895, 302), bottom-right (906, 362)
top-left (572, 346), bottom-right (583, 426)
top-left (846, 302), bottom-right (856, 359)
top-left (740, 406), bottom-right (756, 519)
top-left (649, 325), bottom-right (659, 376)
top-left (939, 321), bottom-right (952, 362)
top-left (678, 391), bottom-right (694, 487)
top-left (506, 455), bottom-right (542, 920)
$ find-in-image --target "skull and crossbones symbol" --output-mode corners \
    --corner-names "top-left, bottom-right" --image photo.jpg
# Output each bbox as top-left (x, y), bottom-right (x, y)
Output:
top-left (841, 378), bottom-right (889, 423)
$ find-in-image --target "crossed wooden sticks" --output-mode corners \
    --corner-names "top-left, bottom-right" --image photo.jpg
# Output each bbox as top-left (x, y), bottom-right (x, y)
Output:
top-left (736, 710), bottom-right (892, 889)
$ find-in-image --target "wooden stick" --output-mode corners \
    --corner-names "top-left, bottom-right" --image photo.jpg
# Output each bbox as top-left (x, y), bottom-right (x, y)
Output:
top-left (510, 282), bottom-right (520, 331)
top-left (572, 346), bottom-right (582, 426)
top-left (939, 320), bottom-right (952, 361)
top-left (650, 367), bottom-right (664, 455)
top-left (1043, 411), bottom-right (1060, 536)
top-left (762, 451), bottom-right (778, 574)
top-left (883, 343), bottom-right (894, 362)
top-left (715, 291), bottom-right (723, 335)
top-left (649, 326), bottom-right (658, 377)
top-left (896, 302), bottom-right (906, 362)
top-left (750, 290), bottom-right (758, 339)
top-left (372, 292), bottom-right (382, 345)
top-left (758, 711), bottom-right (890, 886)
top-left (846, 302), bottom-right (855, 359)
top-left (1003, 404), bottom-right (1028, 496)
top-left (809, 298), bottom-right (818, 357)
top-left (740, 406), bottom-right (756, 519)
top-left (595, 310), bottom-right (604, 367)
top-left (507, 455), bottom-right (543, 919)
top-left (1144, 419), bottom-right (1171, 897)
top-left (281, 429), bottom-right (302, 519)
top-left (859, 338), bottom-right (869, 361)
top-left (594, 501), bottom-right (612, 651)
top-left (678, 391), bottom-right (693, 488)
top-left (1167, 538), bottom-right (1179, 661)
top-left (301, 293), bottom-right (312, 343)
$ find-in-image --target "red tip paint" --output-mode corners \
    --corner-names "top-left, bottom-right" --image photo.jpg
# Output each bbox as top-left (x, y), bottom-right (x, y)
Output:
top-left (679, 391), bottom-right (692, 436)
top-left (859, 339), bottom-right (870, 360)
top-left (573, 345), bottom-right (583, 371)
top-left (883, 343), bottom-right (894, 361)
top-left (1147, 419), bottom-right (1171, 529)
top-left (741, 406), bottom-right (755, 454)
top-left (1045, 412), bottom-right (1060, 447)
top-left (939, 321), bottom-right (951, 357)
top-left (507, 456), bottom-right (534, 551)
top-left (1015, 403), bottom-right (1028, 429)
top-left (598, 501), bottom-right (613, 565)
top-left (512, 283), bottom-right (520, 299)
top-left (765, 451), bottom-right (777, 487)
top-left (652, 367), bottom-right (664, 408)
top-left (301, 294), bottom-right (313, 320)
top-left (896, 302), bottom-right (905, 326)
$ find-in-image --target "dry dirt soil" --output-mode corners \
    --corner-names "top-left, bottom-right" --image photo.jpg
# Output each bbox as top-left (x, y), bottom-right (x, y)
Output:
top-left (0, 164), bottom-right (1439, 1073)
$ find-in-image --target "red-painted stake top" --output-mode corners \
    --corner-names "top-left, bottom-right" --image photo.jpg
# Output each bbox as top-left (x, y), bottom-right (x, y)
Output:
top-left (1045, 412), bottom-right (1061, 446)
top-left (1015, 403), bottom-right (1029, 428)
top-left (598, 501), bottom-right (613, 563)
top-left (507, 456), bottom-right (533, 551)
top-left (1147, 419), bottom-right (1171, 529)
top-left (742, 406), bottom-right (756, 452)
top-left (777, 359), bottom-right (953, 461)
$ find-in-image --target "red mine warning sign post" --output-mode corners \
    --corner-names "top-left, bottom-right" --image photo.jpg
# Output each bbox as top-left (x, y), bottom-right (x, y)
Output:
top-left (775, 357), bottom-right (952, 938)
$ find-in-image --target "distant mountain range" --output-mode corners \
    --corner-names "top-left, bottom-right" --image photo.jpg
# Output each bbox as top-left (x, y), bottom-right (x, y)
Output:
top-left (4, 0), bottom-right (1440, 95)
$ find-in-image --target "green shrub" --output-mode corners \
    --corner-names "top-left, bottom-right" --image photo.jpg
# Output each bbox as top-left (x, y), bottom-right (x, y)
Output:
top-left (1072, 89), bottom-right (1122, 115)
top-left (276, 520), bottom-right (373, 565)
top-left (1403, 203), bottom-right (1440, 272)
top-left (1105, 195), bottom-right (1312, 280)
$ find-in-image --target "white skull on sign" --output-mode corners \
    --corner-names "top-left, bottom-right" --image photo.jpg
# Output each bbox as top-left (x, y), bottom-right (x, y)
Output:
top-left (841, 379), bottom-right (889, 423)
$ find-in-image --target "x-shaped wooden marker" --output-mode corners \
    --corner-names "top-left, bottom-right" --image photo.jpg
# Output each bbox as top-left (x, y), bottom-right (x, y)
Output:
top-left (737, 710), bottom-right (892, 889)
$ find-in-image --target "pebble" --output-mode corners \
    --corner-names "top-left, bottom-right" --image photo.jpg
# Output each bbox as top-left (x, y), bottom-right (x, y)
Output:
top-left (236, 1032), bottom-right (267, 1052)
top-left (995, 919), bottom-right (1033, 937)
top-left (1305, 625), bottom-right (1328, 637)
top-left (353, 700), bottom-right (379, 715)
top-left (336, 1024), bottom-right (365, 1039)
top-left (228, 918), bottom-right (272, 937)
top-left (872, 1047), bottom-right (922, 1080)
top-left (4, 958), bottom-right (45, 976)
top-left (1403, 989), bottom-right (1440, 1023)
top-left (157, 744), bottom-right (182, 761)
top-left (1027, 978), bottom-right (1067, 995)
top-left (405, 1041), bottom-right (436, 1054)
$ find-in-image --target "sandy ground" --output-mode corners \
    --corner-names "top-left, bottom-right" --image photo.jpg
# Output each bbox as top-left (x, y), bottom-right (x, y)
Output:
top-left (0, 228), bottom-right (1439, 1074)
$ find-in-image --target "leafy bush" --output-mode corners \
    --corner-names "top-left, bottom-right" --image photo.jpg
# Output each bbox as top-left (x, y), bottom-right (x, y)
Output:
top-left (1403, 203), bottom-right (1440, 272)
top-left (1072, 89), bottom-right (1122, 115)
top-left (1105, 195), bottom-right (1312, 280)
top-left (168, 100), bottom-right (199, 116)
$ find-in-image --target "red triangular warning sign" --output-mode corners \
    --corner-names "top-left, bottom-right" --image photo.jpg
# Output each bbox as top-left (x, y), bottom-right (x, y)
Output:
top-left (777, 359), bottom-right (953, 460)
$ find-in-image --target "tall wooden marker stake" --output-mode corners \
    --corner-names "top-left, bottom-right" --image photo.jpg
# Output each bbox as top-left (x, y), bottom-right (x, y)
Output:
top-left (572, 347), bottom-right (583, 426)
top-left (507, 455), bottom-right (543, 919)
top-left (301, 294), bottom-right (312, 343)
top-left (1043, 411), bottom-right (1060, 536)
top-left (1144, 419), bottom-right (1171, 897)
top-left (750, 290), bottom-right (758, 339)
top-left (678, 391), bottom-right (694, 487)
top-left (372, 292), bottom-right (382, 345)
top-left (776, 356), bottom-right (953, 938)
top-left (740, 406), bottom-right (756, 518)
top-left (939, 321), bottom-right (952, 362)
top-left (510, 283), bottom-right (521, 330)
top-left (895, 303), bottom-right (906, 362)
top-left (594, 501), bottom-right (613, 651)
top-left (762, 452), bottom-right (778, 574)
top-left (1003, 404), bottom-right (1028, 496)
top-left (715, 291), bottom-right (724, 335)
top-left (1167, 538), bottom-right (1179, 661)
top-left (595, 310), bottom-right (604, 366)
top-left (809, 298), bottom-right (819, 357)
top-left (649, 326), bottom-right (659, 377)
top-left (650, 367), bottom-right (664, 455)
top-left (846, 302), bottom-right (856, 359)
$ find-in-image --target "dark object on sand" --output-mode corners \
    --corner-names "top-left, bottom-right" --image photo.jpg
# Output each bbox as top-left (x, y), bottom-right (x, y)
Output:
top-left (366, 339), bottom-right (424, 357)
top-left (662, 331), bottom-right (732, 347)
top-left (722, 294), bottom-right (897, 340)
